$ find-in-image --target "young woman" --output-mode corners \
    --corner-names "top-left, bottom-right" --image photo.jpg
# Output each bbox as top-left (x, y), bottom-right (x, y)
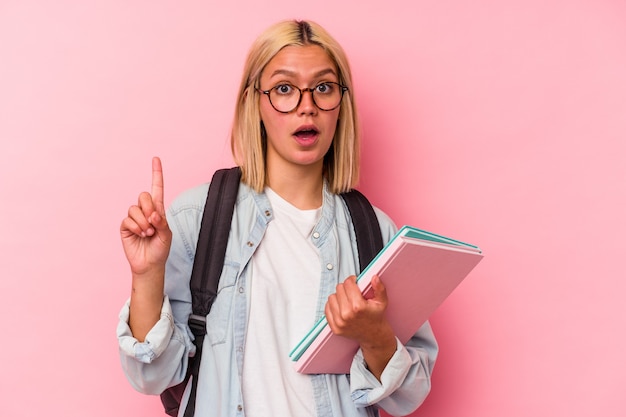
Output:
top-left (117, 20), bottom-right (438, 417)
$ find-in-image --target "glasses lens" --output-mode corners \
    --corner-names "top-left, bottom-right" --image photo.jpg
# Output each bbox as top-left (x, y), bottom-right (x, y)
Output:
top-left (313, 82), bottom-right (342, 111)
top-left (269, 84), bottom-right (300, 113)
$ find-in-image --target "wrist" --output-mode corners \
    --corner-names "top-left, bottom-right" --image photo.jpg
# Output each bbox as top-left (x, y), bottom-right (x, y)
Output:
top-left (359, 320), bottom-right (395, 350)
top-left (129, 269), bottom-right (165, 341)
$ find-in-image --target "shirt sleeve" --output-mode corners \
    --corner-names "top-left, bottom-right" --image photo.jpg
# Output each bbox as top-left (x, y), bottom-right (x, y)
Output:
top-left (116, 295), bottom-right (196, 395)
top-left (349, 321), bottom-right (438, 415)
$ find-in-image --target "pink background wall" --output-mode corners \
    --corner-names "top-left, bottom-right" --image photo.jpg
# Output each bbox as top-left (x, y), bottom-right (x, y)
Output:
top-left (1, 1), bottom-right (624, 416)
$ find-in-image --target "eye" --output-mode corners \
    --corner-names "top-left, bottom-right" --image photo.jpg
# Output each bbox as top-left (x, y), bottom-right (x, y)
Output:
top-left (315, 82), bottom-right (335, 95)
top-left (273, 84), bottom-right (295, 95)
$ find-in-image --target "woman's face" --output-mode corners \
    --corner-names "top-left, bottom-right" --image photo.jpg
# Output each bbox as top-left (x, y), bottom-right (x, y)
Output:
top-left (258, 44), bottom-right (341, 176)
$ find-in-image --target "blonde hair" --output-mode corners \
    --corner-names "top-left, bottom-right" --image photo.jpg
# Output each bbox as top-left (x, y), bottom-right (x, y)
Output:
top-left (230, 20), bottom-right (360, 194)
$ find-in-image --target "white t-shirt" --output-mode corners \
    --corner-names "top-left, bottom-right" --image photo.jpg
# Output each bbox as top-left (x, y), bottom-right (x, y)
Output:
top-left (242, 187), bottom-right (322, 416)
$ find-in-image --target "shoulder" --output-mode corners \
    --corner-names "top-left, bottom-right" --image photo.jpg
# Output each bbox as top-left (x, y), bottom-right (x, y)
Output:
top-left (166, 180), bottom-right (258, 233)
top-left (167, 183), bottom-right (210, 216)
top-left (371, 205), bottom-right (398, 242)
top-left (333, 189), bottom-right (398, 243)
top-left (164, 184), bottom-right (210, 247)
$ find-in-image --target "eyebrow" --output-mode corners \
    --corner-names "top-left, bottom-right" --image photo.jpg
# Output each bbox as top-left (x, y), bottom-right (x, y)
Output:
top-left (269, 68), bottom-right (337, 79)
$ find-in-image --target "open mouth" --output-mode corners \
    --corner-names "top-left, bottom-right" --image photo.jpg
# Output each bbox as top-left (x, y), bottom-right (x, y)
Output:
top-left (294, 126), bottom-right (319, 138)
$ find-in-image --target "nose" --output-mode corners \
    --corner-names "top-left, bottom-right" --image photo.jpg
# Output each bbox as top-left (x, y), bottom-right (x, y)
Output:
top-left (297, 88), bottom-right (318, 115)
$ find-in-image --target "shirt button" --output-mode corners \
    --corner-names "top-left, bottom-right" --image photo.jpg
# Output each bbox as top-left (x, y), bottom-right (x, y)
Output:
top-left (312, 232), bottom-right (320, 239)
top-left (247, 241), bottom-right (254, 247)
top-left (326, 263), bottom-right (334, 270)
top-left (238, 287), bottom-right (244, 293)
top-left (265, 210), bottom-right (271, 217)
top-left (237, 405), bottom-right (243, 412)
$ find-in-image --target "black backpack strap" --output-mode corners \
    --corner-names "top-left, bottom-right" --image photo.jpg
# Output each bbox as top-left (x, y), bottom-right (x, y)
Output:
top-left (340, 189), bottom-right (384, 272)
top-left (184, 167), bottom-right (241, 417)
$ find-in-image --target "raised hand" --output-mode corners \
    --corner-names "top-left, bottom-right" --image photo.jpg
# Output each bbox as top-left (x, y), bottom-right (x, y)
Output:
top-left (120, 157), bottom-right (173, 275)
top-left (120, 157), bottom-right (173, 340)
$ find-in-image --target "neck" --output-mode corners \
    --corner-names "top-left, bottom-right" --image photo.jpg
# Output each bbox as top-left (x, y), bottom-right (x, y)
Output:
top-left (266, 163), bottom-right (324, 210)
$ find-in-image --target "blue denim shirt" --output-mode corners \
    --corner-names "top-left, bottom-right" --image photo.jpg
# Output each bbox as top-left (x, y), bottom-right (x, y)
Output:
top-left (118, 181), bottom-right (438, 417)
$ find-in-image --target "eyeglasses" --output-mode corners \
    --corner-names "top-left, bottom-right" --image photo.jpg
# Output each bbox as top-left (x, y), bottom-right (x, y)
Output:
top-left (257, 82), bottom-right (348, 113)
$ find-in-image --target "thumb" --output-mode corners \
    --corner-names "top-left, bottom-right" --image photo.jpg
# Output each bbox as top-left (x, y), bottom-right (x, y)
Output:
top-left (149, 210), bottom-right (169, 233)
top-left (149, 211), bottom-right (172, 248)
top-left (371, 275), bottom-right (388, 304)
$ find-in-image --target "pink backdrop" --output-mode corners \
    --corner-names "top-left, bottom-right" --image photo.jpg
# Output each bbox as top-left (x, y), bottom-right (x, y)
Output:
top-left (1, 1), bottom-right (625, 416)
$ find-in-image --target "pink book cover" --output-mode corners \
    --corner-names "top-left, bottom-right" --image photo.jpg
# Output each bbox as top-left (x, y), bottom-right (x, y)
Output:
top-left (290, 226), bottom-right (483, 374)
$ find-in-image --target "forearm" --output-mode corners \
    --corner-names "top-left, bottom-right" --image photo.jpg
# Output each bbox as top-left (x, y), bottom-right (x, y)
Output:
top-left (359, 323), bottom-right (397, 381)
top-left (129, 267), bottom-right (165, 341)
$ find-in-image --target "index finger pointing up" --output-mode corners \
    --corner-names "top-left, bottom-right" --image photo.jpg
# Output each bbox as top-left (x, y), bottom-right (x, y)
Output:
top-left (151, 156), bottom-right (165, 214)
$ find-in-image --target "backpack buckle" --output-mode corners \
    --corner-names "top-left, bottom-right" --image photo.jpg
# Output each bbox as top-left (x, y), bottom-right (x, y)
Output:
top-left (188, 314), bottom-right (207, 336)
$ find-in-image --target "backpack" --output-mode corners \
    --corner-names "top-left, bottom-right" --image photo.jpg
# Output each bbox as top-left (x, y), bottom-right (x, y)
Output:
top-left (160, 167), bottom-right (383, 417)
